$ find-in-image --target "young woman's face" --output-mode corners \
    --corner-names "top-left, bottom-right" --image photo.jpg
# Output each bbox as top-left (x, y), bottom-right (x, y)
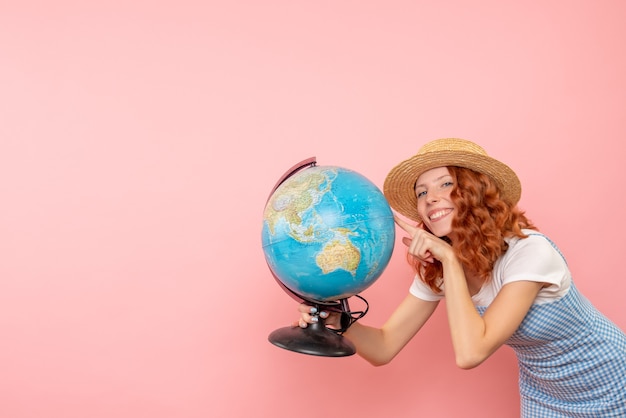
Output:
top-left (414, 166), bottom-right (456, 238)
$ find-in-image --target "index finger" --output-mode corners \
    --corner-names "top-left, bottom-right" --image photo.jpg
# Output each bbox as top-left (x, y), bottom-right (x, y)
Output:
top-left (393, 214), bottom-right (421, 234)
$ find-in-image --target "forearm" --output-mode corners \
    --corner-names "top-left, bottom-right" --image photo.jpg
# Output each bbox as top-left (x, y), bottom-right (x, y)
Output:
top-left (342, 294), bottom-right (437, 366)
top-left (441, 259), bottom-right (489, 368)
top-left (343, 322), bottom-right (401, 366)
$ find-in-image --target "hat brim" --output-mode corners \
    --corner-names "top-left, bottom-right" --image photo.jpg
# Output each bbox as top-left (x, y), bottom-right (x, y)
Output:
top-left (383, 150), bottom-right (521, 222)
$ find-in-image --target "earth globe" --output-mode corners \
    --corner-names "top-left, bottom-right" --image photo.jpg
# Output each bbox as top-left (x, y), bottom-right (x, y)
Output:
top-left (262, 157), bottom-right (395, 357)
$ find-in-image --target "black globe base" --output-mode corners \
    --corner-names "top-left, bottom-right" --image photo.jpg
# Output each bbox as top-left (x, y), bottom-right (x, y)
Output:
top-left (268, 318), bottom-right (356, 357)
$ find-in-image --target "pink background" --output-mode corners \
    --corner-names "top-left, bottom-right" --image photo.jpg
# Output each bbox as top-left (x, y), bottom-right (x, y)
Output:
top-left (1, 1), bottom-right (625, 417)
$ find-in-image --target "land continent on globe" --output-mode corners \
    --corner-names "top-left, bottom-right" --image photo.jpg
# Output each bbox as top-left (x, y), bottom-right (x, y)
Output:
top-left (262, 165), bottom-right (395, 302)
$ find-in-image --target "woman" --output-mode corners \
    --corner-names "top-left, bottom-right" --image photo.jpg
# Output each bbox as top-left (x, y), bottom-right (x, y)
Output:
top-left (296, 138), bottom-right (626, 417)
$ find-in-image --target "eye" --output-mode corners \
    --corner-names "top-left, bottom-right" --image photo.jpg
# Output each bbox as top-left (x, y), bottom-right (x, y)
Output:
top-left (442, 181), bottom-right (454, 188)
top-left (416, 190), bottom-right (426, 199)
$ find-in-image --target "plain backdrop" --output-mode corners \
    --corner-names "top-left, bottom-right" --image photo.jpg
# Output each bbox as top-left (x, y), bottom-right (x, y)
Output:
top-left (1, 1), bottom-right (625, 417)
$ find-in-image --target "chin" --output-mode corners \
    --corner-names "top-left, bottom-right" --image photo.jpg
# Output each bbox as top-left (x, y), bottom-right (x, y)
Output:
top-left (432, 227), bottom-right (453, 239)
top-left (423, 221), bottom-right (452, 238)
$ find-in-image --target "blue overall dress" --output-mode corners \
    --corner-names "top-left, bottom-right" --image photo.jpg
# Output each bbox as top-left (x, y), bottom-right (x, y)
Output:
top-left (477, 235), bottom-right (626, 417)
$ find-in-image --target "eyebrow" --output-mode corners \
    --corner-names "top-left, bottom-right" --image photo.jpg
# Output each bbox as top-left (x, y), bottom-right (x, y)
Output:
top-left (414, 175), bottom-right (453, 190)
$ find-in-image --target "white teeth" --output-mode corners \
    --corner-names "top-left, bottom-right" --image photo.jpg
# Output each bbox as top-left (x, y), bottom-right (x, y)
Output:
top-left (429, 210), bottom-right (448, 221)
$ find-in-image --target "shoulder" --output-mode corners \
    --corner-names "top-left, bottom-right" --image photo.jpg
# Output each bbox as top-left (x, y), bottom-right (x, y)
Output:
top-left (409, 275), bottom-right (444, 301)
top-left (495, 230), bottom-right (571, 301)
top-left (502, 230), bottom-right (566, 265)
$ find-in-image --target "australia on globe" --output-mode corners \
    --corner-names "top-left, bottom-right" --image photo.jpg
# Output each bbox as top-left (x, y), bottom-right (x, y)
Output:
top-left (262, 164), bottom-right (395, 302)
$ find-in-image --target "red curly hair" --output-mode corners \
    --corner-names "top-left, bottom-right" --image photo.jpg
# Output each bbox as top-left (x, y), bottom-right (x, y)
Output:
top-left (409, 166), bottom-right (537, 293)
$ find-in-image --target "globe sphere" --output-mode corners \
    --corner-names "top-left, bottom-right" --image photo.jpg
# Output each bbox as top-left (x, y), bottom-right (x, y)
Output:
top-left (262, 165), bottom-right (395, 302)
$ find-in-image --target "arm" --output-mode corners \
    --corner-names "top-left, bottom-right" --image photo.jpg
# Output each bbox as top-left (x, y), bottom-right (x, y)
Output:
top-left (442, 257), bottom-right (543, 369)
top-left (298, 293), bottom-right (438, 366)
top-left (344, 294), bottom-right (439, 366)
top-left (394, 216), bottom-right (544, 369)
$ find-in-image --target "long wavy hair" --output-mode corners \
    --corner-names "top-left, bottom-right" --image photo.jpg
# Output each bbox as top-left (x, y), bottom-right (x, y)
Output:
top-left (409, 166), bottom-right (537, 293)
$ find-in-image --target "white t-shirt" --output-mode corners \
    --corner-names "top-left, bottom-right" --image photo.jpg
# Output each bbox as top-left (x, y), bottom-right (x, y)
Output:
top-left (409, 231), bottom-right (571, 306)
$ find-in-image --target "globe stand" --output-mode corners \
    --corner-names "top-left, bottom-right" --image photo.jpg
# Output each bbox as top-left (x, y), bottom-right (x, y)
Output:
top-left (268, 297), bottom-right (365, 357)
top-left (268, 314), bottom-right (356, 357)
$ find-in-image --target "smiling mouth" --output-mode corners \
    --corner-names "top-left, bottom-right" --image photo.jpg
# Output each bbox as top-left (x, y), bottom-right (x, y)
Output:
top-left (429, 209), bottom-right (452, 221)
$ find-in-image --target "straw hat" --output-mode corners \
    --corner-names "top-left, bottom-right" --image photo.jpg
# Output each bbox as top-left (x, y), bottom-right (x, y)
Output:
top-left (383, 138), bottom-right (521, 222)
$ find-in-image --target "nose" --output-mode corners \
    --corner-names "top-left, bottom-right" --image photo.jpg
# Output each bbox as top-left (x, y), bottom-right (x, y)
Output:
top-left (426, 190), bottom-right (440, 203)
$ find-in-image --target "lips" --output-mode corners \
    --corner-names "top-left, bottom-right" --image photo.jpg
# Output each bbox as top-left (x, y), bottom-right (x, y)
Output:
top-left (428, 208), bottom-right (453, 221)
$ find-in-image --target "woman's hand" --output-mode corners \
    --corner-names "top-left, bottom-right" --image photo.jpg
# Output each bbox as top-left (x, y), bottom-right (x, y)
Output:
top-left (394, 215), bottom-right (455, 265)
top-left (293, 303), bottom-right (342, 329)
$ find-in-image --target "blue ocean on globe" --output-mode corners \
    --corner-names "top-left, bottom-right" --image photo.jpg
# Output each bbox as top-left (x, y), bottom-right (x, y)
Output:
top-left (262, 165), bottom-right (395, 302)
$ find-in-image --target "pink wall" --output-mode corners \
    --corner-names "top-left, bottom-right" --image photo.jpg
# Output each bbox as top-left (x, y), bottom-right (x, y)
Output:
top-left (1, 1), bottom-right (625, 417)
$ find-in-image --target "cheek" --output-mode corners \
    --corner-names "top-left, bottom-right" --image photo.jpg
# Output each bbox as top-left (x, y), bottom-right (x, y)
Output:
top-left (416, 200), bottom-right (427, 217)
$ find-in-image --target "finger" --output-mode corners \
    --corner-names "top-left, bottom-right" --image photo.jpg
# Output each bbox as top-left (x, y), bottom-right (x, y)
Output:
top-left (393, 215), bottom-right (415, 233)
top-left (394, 214), bottom-right (425, 235)
top-left (404, 235), bottom-right (435, 265)
top-left (413, 237), bottom-right (435, 262)
top-left (297, 304), bottom-right (318, 315)
top-left (298, 303), bottom-right (328, 323)
top-left (292, 316), bottom-right (308, 327)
